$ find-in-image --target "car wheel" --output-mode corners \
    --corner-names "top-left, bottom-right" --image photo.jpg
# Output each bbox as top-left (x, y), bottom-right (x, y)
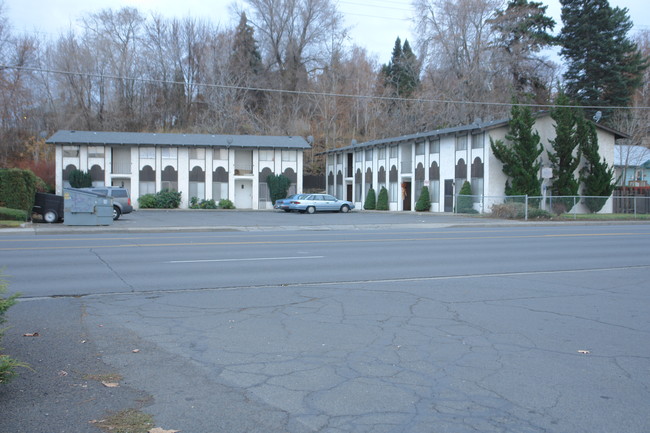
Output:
top-left (340, 204), bottom-right (350, 213)
top-left (43, 210), bottom-right (58, 223)
top-left (306, 206), bottom-right (315, 214)
top-left (283, 209), bottom-right (291, 212)
top-left (113, 205), bottom-right (121, 221)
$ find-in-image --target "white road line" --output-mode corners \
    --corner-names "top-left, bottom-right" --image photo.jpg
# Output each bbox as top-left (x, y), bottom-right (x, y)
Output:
top-left (166, 256), bottom-right (324, 264)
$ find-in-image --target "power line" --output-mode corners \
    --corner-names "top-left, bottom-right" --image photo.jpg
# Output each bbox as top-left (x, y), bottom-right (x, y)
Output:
top-left (3, 64), bottom-right (650, 111)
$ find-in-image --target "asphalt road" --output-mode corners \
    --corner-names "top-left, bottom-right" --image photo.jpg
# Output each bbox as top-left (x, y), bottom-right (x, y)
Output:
top-left (1, 218), bottom-right (650, 432)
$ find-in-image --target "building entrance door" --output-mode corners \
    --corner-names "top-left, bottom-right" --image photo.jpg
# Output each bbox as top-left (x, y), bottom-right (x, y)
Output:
top-left (444, 179), bottom-right (454, 212)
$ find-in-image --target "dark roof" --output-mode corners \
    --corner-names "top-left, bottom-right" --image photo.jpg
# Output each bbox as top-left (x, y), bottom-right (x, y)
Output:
top-left (47, 130), bottom-right (311, 149)
top-left (324, 112), bottom-right (628, 154)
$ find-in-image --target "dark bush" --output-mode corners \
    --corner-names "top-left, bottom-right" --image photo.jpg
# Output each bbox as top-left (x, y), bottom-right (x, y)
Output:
top-left (490, 202), bottom-right (551, 219)
top-left (364, 188), bottom-right (376, 210)
top-left (415, 186), bottom-right (431, 211)
top-left (0, 168), bottom-right (43, 215)
top-left (0, 207), bottom-right (28, 221)
top-left (67, 169), bottom-right (92, 188)
top-left (376, 187), bottom-right (389, 210)
top-left (267, 174), bottom-right (291, 205)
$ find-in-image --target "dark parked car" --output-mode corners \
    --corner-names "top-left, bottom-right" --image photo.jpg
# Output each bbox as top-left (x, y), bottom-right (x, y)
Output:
top-left (32, 192), bottom-right (64, 223)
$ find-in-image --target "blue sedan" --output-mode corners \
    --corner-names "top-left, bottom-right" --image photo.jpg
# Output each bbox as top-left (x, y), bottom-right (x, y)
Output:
top-left (274, 194), bottom-right (309, 212)
top-left (285, 194), bottom-right (355, 214)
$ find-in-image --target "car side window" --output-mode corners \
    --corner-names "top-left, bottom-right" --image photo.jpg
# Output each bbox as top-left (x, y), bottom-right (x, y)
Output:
top-left (112, 190), bottom-right (127, 197)
top-left (324, 195), bottom-right (336, 201)
top-left (94, 189), bottom-right (108, 195)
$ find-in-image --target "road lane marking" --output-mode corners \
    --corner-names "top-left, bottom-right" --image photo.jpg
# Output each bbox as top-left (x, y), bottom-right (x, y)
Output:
top-left (166, 256), bottom-right (324, 264)
top-left (1, 231), bottom-right (649, 251)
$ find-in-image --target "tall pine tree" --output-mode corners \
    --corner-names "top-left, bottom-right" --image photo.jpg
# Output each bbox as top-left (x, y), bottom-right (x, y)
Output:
top-left (559, 0), bottom-right (649, 121)
top-left (381, 37), bottom-right (420, 98)
top-left (547, 91), bottom-right (581, 213)
top-left (491, 103), bottom-right (543, 197)
top-left (490, 0), bottom-right (556, 99)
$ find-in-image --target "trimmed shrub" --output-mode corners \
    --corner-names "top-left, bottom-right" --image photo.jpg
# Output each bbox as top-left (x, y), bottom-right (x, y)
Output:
top-left (218, 199), bottom-right (235, 209)
top-left (267, 174), bottom-right (291, 205)
top-left (137, 190), bottom-right (181, 209)
top-left (490, 202), bottom-right (551, 219)
top-left (138, 194), bottom-right (157, 208)
top-left (0, 207), bottom-right (28, 221)
top-left (68, 169), bottom-right (93, 188)
top-left (0, 168), bottom-right (43, 215)
top-left (190, 197), bottom-right (218, 209)
top-left (364, 188), bottom-right (377, 210)
top-left (376, 187), bottom-right (389, 210)
top-left (154, 189), bottom-right (182, 208)
top-left (456, 181), bottom-right (476, 213)
top-left (415, 186), bottom-right (431, 211)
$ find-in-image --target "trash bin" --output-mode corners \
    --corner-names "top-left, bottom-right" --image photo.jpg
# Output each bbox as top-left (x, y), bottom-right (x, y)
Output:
top-left (63, 188), bottom-right (114, 226)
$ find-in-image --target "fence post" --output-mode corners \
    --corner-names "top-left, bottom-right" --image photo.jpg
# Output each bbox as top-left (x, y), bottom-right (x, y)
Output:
top-left (525, 195), bottom-right (528, 220)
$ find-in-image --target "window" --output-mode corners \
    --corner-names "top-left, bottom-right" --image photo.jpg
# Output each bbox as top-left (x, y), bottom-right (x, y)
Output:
top-left (213, 148), bottom-right (228, 160)
top-left (365, 149), bottom-right (373, 161)
top-left (389, 145), bottom-right (398, 158)
top-left (415, 142), bottom-right (425, 155)
top-left (139, 147), bottom-right (155, 159)
top-left (88, 146), bottom-right (104, 158)
top-left (63, 146), bottom-right (79, 158)
top-left (429, 139), bottom-right (440, 154)
top-left (162, 148), bottom-right (177, 159)
top-left (328, 154), bottom-right (334, 166)
top-left (455, 135), bottom-right (468, 151)
top-left (281, 150), bottom-right (296, 162)
top-left (378, 147), bottom-right (386, 160)
top-left (260, 150), bottom-right (274, 161)
top-left (235, 150), bottom-right (253, 175)
top-left (472, 133), bottom-right (484, 149)
top-left (189, 148), bottom-right (205, 160)
top-left (355, 151), bottom-right (363, 162)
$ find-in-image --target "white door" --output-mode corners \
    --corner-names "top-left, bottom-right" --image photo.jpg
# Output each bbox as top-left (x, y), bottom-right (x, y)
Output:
top-left (234, 180), bottom-right (253, 209)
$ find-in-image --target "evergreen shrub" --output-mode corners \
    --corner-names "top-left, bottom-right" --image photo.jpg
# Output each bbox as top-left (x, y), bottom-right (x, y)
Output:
top-left (267, 174), bottom-right (291, 205)
top-left (364, 188), bottom-right (376, 210)
top-left (68, 169), bottom-right (92, 188)
top-left (456, 181), bottom-right (477, 213)
top-left (137, 190), bottom-right (182, 208)
top-left (376, 187), bottom-right (389, 210)
top-left (218, 199), bottom-right (235, 209)
top-left (415, 186), bottom-right (431, 211)
top-left (0, 207), bottom-right (28, 221)
top-left (190, 198), bottom-right (218, 209)
top-left (0, 168), bottom-right (43, 215)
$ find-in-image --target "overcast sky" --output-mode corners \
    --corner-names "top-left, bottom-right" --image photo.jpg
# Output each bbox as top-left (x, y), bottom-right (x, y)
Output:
top-left (3, 0), bottom-right (649, 64)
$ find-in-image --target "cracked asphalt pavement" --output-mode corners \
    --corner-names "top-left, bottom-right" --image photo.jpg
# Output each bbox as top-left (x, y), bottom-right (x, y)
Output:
top-left (1, 212), bottom-right (649, 432)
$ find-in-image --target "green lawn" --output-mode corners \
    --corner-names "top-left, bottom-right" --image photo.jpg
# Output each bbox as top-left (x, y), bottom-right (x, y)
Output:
top-left (0, 220), bottom-right (24, 228)
top-left (559, 213), bottom-right (650, 221)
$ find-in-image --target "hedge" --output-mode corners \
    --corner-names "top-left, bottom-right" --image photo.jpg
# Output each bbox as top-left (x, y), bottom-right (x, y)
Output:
top-left (0, 168), bottom-right (44, 215)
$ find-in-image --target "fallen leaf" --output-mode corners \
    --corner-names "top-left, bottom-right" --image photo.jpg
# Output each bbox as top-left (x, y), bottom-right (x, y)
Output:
top-left (89, 419), bottom-right (106, 424)
top-left (58, 370), bottom-right (68, 377)
top-left (101, 381), bottom-right (120, 388)
top-left (578, 350), bottom-right (590, 354)
top-left (23, 332), bottom-right (39, 337)
top-left (149, 428), bottom-right (180, 433)
top-left (132, 349), bottom-right (140, 353)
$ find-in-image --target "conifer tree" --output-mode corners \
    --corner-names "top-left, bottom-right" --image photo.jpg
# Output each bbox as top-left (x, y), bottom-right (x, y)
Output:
top-left (415, 186), bottom-right (431, 211)
top-left (364, 188), bottom-right (377, 210)
top-left (578, 117), bottom-right (616, 212)
top-left (547, 91), bottom-right (581, 213)
top-left (376, 187), bottom-right (389, 210)
top-left (559, 0), bottom-right (649, 121)
top-left (381, 37), bottom-right (420, 98)
top-left (490, 103), bottom-right (543, 197)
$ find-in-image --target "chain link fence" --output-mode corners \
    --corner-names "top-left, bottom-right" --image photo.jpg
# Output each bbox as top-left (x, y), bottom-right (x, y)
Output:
top-left (455, 193), bottom-right (650, 219)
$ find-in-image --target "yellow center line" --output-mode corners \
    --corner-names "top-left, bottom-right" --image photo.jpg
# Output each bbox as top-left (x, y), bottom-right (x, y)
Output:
top-left (0, 232), bottom-right (647, 251)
